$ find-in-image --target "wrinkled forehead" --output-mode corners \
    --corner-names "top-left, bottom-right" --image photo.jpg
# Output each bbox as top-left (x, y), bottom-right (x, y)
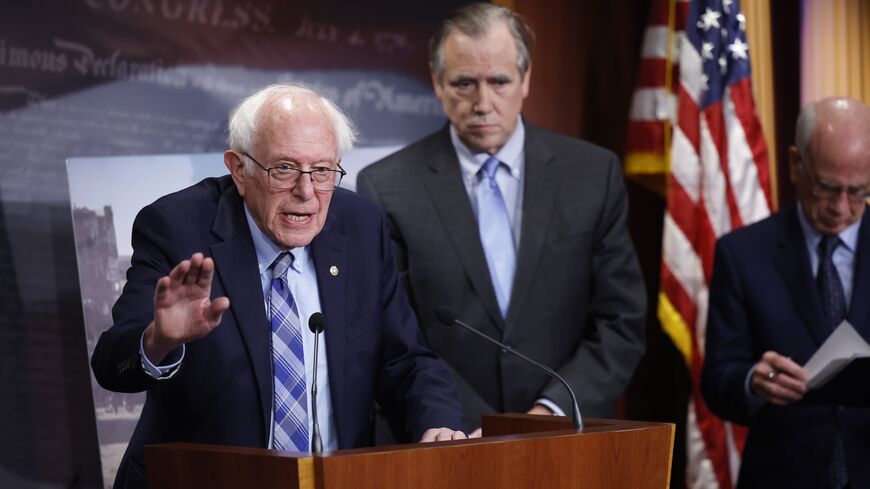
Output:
top-left (255, 99), bottom-right (336, 155)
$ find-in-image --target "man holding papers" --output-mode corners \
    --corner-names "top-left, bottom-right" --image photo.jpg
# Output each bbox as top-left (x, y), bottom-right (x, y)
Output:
top-left (702, 97), bottom-right (870, 489)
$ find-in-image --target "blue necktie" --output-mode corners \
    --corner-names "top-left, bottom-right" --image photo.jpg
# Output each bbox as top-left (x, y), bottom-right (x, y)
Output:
top-left (476, 156), bottom-right (516, 317)
top-left (817, 235), bottom-right (847, 331)
top-left (269, 252), bottom-right (308, 452)
top-left (817, 235), bottom-right (849, 489)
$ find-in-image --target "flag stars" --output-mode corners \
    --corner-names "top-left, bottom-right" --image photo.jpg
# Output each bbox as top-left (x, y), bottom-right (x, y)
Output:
top-left (728, 38), bottom-right (749, 60)
top-left (700, 73), bottom-right (710, 92)
top-left (702, 42), bottom-right (715, 60)
top-left (723, 0), bottom-right (734, 14)
top-left (719, 55), bottom-right (728, 74)
top-left (698, 8), bottom-right (722, 31)
top-left (736, 13), bottom-right (747, 31)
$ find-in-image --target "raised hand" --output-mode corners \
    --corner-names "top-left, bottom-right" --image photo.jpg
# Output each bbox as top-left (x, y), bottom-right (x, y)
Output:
top-left (143, 252), bottom-right (230, 364)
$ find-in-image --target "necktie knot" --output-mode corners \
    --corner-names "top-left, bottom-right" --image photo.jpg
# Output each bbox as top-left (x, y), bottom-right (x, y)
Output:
top-left (270, 252), bottom-right (294, 280)
top-left (818, 234), bottom-right (841, 260)
top-left (480, 156), bottom-right (501, 182)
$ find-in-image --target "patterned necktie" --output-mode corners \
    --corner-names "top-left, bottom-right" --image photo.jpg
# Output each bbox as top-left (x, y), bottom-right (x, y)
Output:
top-left (816, 235), bottom-right (849, 489)
top-left (817, 234), bottom-right (847, 331)
top-left (476, 156), bottom-right (516, 317)
top-left (269, 252), bottom-right (308, 452)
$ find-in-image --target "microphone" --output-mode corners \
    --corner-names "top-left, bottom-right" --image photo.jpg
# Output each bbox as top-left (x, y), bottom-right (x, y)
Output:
top-left (434, 306), bottom-right (583, 429)
top-left (308, 312), bottom-right (327, 453)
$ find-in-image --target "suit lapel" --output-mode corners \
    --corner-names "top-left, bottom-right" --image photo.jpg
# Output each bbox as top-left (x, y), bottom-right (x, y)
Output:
top-left (309, 211), bottom-right (348, 446)
top-left (847, 208), bottom-right (870, 339)
top-left (774, 206), bottom-right (828, 346)
top-left (209, 188), bottom-right (273, 445)
top-left (423, 128), bottom-right (504, 328)
top-left (504, 126), bottom-right (558, 336)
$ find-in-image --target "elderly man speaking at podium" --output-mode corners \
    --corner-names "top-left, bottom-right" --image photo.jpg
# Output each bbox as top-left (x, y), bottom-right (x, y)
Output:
top-left (91, 83), bottom-right (466, 489)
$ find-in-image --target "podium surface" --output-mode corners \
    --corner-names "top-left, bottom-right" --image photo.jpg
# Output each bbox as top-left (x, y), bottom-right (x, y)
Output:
top-left (146, 415), bottom-right (674, 489)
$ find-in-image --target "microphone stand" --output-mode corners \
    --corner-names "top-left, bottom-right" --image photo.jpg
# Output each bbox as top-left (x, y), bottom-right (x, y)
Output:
top-left (436, 307), bottom-right (583, 429)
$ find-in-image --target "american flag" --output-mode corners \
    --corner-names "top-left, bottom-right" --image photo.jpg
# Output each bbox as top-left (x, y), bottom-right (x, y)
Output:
top-left (627, 0), bottom-right (773, 488)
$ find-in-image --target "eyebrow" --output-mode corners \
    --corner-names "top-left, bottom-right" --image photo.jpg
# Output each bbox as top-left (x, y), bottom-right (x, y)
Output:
top-left (448, 74), bottom-right (513, 85)
top-left (816, 176), bottom-right (870, 190)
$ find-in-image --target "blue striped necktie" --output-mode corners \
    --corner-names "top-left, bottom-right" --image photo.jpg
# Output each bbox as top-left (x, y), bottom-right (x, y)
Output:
top-left (269, 252), bottom-right (308, 452)
top-left (476, 156), bottom-right (516, 317)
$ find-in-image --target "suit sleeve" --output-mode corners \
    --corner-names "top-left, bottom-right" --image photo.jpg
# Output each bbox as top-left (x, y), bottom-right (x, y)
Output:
top-left (370, 210), bottom-right (465, 439)
top-left (541, 156), bottom-right (647, 415)
top-left (701, 238), bottom-right (756, 425)
top-left (91, 203), bottom-right (178, 393)
top-left (358, 170), bottom-right (497, 430)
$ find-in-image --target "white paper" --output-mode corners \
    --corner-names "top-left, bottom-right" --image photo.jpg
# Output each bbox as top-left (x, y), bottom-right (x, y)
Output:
top-left (804, 320), bottom-right (870, 389)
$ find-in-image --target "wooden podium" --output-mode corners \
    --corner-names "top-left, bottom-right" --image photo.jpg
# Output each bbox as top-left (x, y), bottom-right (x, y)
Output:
top-left (146, 414), bottom-right (674, 489)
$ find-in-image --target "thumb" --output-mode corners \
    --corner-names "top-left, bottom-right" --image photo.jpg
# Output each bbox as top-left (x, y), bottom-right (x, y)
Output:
top-left (205, 297), bottom-right (230, 324)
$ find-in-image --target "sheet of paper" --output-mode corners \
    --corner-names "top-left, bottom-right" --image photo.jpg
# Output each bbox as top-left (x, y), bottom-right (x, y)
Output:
top-left (804, 320), bottom-right (870, 389)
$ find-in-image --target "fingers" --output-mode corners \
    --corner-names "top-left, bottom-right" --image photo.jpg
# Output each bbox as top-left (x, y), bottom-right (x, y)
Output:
top-left (168, 255), bottom-right (192, 285)
top-left (419, 428), bottom-right (468, 443)
top-left (181, 253), bottom-right (209, 286)
top-left (197, 256), bottom-right (216, 288)
top-left (166, 253), bottom-right (215, 290)
top-left (751, 351), bottom-right (808, 405)
top-left (469, 428), bottom-right (482, 438)
top-left (206, 297), bottom-right (231, 324)
top-left (527, 404), bottom-right (555, 416)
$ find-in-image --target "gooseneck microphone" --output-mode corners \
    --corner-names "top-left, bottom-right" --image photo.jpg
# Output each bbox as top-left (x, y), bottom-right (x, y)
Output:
top-left (308, 312), bottom-right (327, 453)
top-left (435, 306), bottom-right (583, 430)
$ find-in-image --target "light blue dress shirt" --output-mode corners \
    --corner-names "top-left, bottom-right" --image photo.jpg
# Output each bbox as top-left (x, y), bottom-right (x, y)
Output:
top-left (450, 117), bottom-right (564, 417)
top-left (796, 203), bottom-right (860, 309)
top-left (243, 205), bottom-right (337, 451)
top-left (452, 116), bottom-right (525, 247)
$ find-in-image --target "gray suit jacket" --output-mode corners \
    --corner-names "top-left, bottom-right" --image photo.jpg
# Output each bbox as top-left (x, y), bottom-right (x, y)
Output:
top-left (357, 123), bottom-right (646, 430)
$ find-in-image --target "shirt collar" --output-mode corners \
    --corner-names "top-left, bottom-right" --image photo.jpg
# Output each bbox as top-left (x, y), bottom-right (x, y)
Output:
top-left (796, 202), bottom-right (862, 253)
top-left (243, 203), bottom-right (307, 277)
top-left (450, 116), bottom-right (525, 182)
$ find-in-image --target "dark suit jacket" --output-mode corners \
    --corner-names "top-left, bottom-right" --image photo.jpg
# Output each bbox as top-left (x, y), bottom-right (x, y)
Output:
top-left (356, 123), bottom-right (646, 429)
top-left (702, 204), bottom-right (870, 489)
top-left (91, 176), bottom-right (463, 489)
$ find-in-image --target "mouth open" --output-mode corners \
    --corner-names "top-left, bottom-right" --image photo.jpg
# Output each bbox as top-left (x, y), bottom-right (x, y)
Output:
top-left (282, 212), bottom-right (312, 223)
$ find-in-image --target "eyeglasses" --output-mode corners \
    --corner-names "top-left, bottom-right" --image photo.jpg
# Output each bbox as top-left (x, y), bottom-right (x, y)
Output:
top-left (243, 152), bottom-right (345, 192)
top-left (800, 160), bottom-right (870, 204)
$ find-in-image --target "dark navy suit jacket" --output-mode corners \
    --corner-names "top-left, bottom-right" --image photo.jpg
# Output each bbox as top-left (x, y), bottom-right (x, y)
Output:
top-left (702, 205), bottom-right (870, 489)
top-left (91, 176), bottom-right (463, 489)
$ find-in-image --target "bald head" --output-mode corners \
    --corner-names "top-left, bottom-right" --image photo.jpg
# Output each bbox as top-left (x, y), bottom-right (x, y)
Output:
top-left (790, 97), bottom-right (870, 234)
top-left (796, 97), bottom-right (870, 159)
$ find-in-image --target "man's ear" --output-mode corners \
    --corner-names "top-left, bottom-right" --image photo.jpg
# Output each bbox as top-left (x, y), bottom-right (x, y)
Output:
top-left (521, 63), bottom-right (532, 99)
top-left (787, 145), bottom-right (801, 185)
top-left (224, 150), bottom-right (247, 197)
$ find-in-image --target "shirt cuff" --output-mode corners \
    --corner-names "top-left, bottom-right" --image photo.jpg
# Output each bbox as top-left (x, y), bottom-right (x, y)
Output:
top-left (139, 331), bottom-right (185, 380)
top-left (744, 365), bottom-right (766, 412)
top-left (535, 398), bottom-right (566, 417)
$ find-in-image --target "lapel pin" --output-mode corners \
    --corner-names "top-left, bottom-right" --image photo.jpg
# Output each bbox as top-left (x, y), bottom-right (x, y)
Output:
top-left (329, 265), bottom-right (339, 277)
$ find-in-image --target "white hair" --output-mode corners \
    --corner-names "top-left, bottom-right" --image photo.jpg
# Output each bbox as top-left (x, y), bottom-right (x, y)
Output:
top-left (227, 83), bottom-right (357, 174)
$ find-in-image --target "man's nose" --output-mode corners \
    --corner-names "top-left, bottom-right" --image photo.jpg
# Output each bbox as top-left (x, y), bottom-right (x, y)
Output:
top-left (829, 189), bottom-right (851, 214)
top-left (474, 86), bottom-right (493, 113)
top-left (292, 172), bottom-right (316, 199)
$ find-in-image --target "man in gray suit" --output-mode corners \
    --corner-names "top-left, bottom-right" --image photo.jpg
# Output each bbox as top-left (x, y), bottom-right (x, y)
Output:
top-left (357, 2), bottom-right (646, 435)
